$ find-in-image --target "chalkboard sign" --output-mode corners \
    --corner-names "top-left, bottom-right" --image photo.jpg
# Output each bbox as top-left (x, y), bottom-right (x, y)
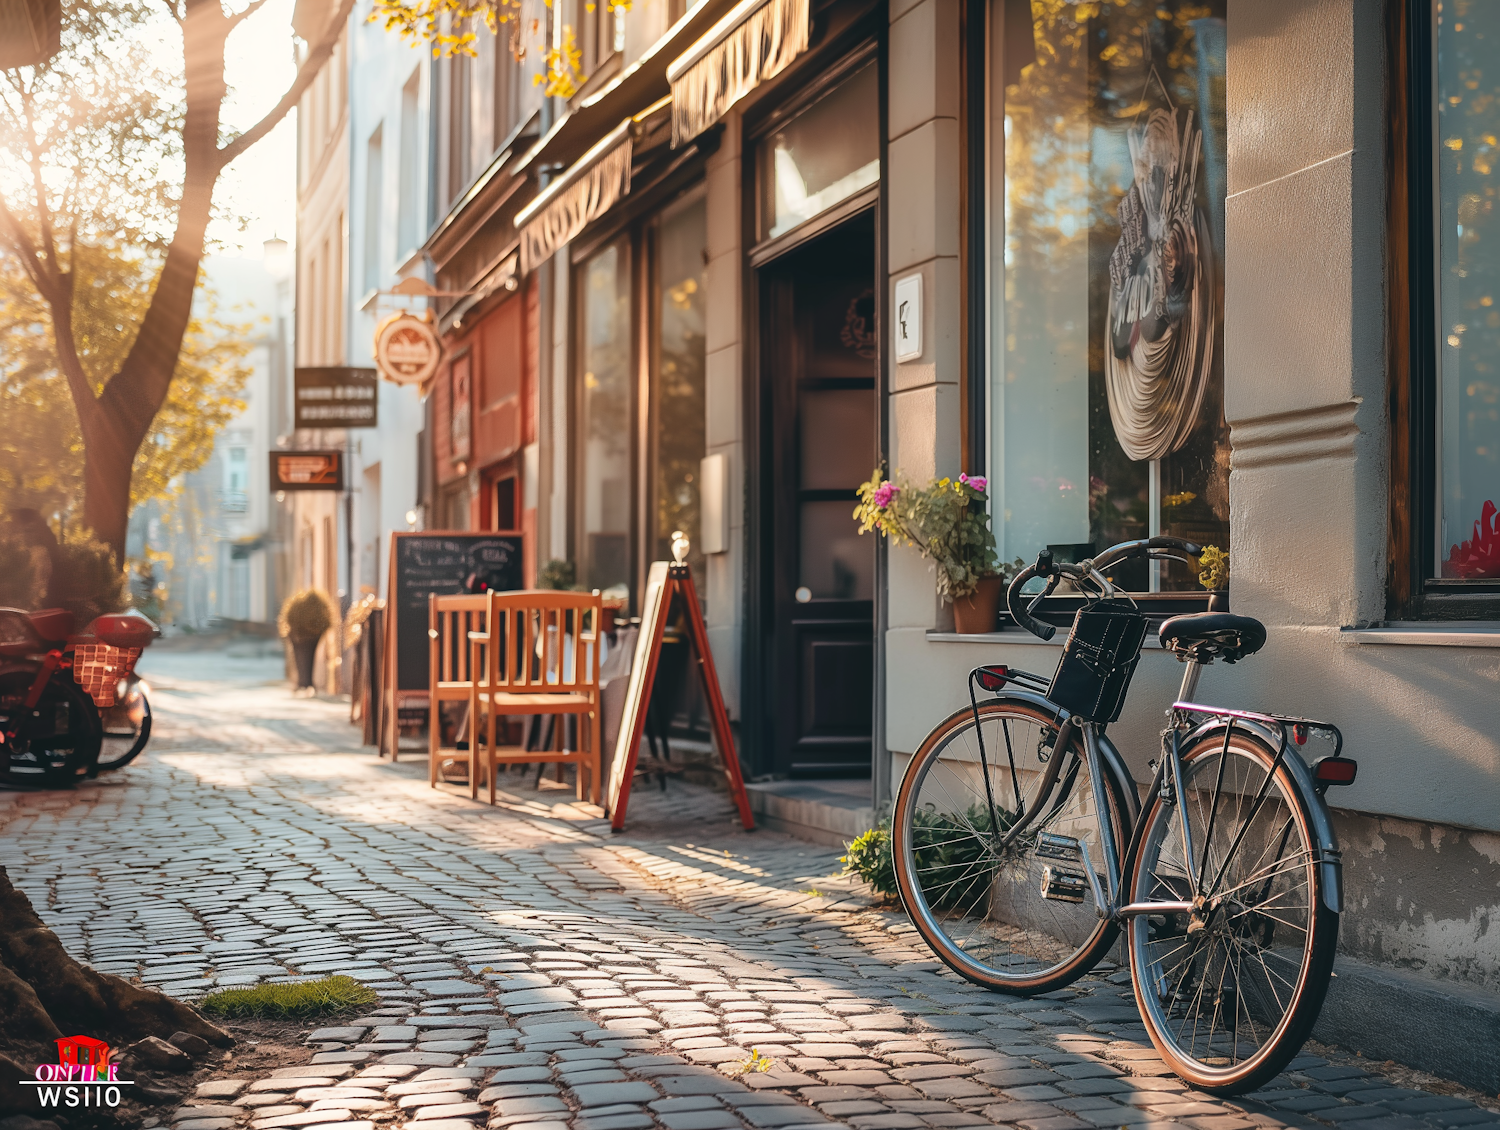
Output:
top-left (386, 532), bottom-right (524, 693)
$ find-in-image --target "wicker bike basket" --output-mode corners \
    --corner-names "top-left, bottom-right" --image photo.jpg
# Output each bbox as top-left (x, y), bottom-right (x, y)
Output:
top-left (1046, 599), bottom-right (1148, 723)
top-left (73, 644), bottom-right (143, 708)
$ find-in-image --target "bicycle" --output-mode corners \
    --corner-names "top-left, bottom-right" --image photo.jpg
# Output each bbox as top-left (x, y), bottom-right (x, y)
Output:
top-left (890, 536), bottom-right (1359, 1094)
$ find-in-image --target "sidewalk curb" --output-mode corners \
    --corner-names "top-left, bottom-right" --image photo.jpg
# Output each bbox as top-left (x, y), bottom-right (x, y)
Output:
top-left (1315, 954), bottom-right (1500, 1092)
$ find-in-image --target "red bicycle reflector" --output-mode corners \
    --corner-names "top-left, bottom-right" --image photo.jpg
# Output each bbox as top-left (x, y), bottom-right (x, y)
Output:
top-left (976, 665), bottom-right (1009, 691)
top-left (1313, 756), bottom-right (1358, 786)
top-left (1293, 723), bottom-right (1308, 745)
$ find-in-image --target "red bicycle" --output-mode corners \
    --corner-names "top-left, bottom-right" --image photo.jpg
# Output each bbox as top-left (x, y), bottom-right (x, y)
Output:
top-left (0, 607), bottom-right (156, 787)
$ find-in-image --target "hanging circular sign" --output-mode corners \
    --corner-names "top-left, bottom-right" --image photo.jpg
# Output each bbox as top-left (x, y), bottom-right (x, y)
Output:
top-left (374, 312), bottom-right (443, 386)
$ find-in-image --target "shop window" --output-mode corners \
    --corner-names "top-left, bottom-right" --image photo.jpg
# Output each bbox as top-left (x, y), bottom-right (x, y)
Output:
top-left (757, 61), bottom-right (879, 243)
top-left (1436, 6), bottom-right (1500, 584)
top-left (1392, 0), bottom-right (1500, 616)
top-left (577, 236), bottom-right (633, 596)
top-left (988, 1), bottom-right (1228, 592)
top-left (651, 195), bottom-right (708, 581)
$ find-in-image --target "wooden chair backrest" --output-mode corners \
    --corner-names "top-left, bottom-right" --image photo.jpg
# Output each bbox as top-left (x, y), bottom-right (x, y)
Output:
top-left (430, 593), bottom-right (489, 695)
top-left (478, 590), bottom-right (603, 697)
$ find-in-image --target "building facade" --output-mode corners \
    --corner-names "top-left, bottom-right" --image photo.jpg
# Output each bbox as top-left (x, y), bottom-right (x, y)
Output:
top-left (396, 0), bottom-right (1500, 1076)
top-left (290, 18), bottom-right (351, 666)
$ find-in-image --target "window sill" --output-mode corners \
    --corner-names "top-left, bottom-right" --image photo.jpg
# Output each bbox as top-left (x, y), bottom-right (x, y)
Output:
top-left (1339, 624), bottom-right (1500, 647)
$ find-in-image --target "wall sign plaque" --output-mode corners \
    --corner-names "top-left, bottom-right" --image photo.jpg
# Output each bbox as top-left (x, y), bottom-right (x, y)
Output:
top-left (374, 312), bottom-right (443, 386)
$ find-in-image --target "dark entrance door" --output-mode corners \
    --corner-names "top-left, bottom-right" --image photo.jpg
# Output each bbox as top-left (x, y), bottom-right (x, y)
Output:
top-left (759, 212), bottom-right (877, 777)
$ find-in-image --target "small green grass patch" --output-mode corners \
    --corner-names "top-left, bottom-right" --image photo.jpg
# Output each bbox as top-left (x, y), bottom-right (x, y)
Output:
top-left (199, 975), bottom-right (376, 1020)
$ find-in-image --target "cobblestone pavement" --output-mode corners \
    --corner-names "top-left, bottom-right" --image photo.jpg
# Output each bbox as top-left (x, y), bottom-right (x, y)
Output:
top-left (2, 648), bottom-right (1496, 1130)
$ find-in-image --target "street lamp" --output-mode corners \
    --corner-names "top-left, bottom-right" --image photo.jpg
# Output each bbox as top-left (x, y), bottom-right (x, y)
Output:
top-left (263, 235), bottom-right (292, 281)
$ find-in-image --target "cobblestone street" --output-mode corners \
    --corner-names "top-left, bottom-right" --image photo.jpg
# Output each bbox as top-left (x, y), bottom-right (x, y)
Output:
top-left (1, 649), bottom-right (1495, 1130)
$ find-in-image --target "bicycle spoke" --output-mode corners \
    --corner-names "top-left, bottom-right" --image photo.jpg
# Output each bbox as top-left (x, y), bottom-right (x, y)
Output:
top-left (1133, 733), bottom-right (1325, 1087)
top-left (896, 702), bottom-right (1119, 988)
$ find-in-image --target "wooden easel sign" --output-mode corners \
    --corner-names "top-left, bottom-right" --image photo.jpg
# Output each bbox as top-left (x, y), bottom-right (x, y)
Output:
top-left (607, 547), bottom-right (755, 832)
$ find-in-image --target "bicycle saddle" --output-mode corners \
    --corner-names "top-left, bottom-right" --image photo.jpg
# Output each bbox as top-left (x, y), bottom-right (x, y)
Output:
top-left (1158, 612), bottom-right (1266, 664)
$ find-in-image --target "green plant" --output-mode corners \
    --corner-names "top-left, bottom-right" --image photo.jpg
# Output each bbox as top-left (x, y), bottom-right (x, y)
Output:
top-left (854, 469), bottom-right (1020, 599)
top-left (841, 824), bottom-right (897, 899)
top-left (199, 975), bottom-right (376, 1020)
top-left (728, 1049), bottom-right (776, 1075)
top-left (842, 805), bottom-right (1012, 911)
top-left (1197, 544), bottom-right (1229, 590)
top-left (0, 535), bottom-right (46, 610)
top-left (538, 559), bottom-right (577, 590)
top-left (51, 527), bottom-right (130, 624)
top-left (279, 589), bottom-right (337, 643)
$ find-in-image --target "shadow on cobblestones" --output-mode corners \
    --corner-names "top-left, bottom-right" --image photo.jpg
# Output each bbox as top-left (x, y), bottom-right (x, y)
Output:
top-left (0, 653), bottom-right (1495, 1130)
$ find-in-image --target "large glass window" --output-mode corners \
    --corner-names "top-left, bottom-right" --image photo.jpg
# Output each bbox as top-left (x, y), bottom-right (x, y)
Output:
top-left (1436, 3), bottom-right (1500, 580)
top-left (990, 1), bottom-right (1228, 591)
top-left (652, 195), bottom-right (708, 578)
top-left (578, 237), bottom-right (633, 594)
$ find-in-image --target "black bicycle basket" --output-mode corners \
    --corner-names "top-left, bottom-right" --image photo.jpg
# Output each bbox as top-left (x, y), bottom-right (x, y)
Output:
top-left (1046, 599), bottom-right (1148, 722)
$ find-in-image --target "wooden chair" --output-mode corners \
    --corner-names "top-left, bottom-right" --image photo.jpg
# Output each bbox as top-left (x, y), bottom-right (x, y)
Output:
top-left (427, 593), bottom-right (489, 789)
top-left (468, 590), bottom-right (604, 805)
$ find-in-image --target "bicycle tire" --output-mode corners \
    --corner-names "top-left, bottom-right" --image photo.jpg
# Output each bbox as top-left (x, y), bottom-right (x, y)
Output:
top-left (1126, 726), bottom-right (1339, 1094)
top-left (0, 671), bottom-right (104, 788)
top-left (893, 696), bottom-right (1131, 995)
top-left (96, 686), bottom-right (151, 773)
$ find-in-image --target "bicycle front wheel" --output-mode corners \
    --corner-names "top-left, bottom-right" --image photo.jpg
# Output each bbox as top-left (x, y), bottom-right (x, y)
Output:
top-left (1127, 727), bottom-right (1339, 1094)
top-left (893, 698), bottom-right (1130, 995)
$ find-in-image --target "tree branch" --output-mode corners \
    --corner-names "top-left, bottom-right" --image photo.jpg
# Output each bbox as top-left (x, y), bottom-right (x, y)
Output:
top-left (0, 191), bottom-right (50, 300)
top-left (225, 0), bottom-right (272, 32)
top-left (214, 0), bottom-right (357, 170)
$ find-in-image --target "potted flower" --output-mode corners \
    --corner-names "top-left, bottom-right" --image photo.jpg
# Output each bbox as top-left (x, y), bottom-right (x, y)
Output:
top-left (855, 468), bottom-right (1019, 633)
top-left (279, 589), bottom-right (337, 690)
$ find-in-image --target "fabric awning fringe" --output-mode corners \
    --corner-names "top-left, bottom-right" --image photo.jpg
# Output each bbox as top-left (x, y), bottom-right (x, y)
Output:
top-left (517, 123), bottom-right (633, 275)
top-left (667, 0), bottom-right (810, 148)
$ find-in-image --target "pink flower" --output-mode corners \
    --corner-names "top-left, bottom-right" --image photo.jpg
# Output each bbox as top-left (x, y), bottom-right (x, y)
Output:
top-left (872, 482), bottom-right (898, 509)
top-left (959, 473), bottom-right (988, 493)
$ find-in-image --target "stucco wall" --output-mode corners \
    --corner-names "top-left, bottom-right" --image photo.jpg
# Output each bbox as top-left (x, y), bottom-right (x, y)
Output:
top-left (880, 0), bottom-right (1500, 992)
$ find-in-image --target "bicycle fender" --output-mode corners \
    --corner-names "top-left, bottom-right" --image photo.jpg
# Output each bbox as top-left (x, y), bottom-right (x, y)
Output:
top-left (1183, 716), bottom-right (1343, 914)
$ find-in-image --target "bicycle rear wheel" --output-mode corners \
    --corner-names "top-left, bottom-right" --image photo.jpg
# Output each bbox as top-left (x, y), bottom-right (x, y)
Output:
top-left (1127, 727), bottom-right (1339, 1094)
top-left (892, 697), bottom-right (1130, 994)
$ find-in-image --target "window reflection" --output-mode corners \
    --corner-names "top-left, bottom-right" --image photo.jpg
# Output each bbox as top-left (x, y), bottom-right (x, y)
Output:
top-left (654, 197), bottom-right (708, 580)
top-left (579, 239), bottom-right (632, 595)
top-left (1437, 2), bottom-right (1500, 579)
top-left (992, 0), bottom-right (1228, 591)
top-left (759, 62), bottom-right (879, 241)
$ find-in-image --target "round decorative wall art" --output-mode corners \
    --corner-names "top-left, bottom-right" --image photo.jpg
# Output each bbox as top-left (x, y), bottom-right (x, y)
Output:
top-left (1105, 105), bottom-right (1217, 462)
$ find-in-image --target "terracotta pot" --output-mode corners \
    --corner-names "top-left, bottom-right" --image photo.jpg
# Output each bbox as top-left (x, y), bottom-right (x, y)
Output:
top-left (291, 637), bottom-right (318, 689)
top-left (952, 574), bottom-right (1004, 634)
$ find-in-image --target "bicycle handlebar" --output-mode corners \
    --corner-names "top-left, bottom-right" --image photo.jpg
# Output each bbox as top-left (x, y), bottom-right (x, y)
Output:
top-left (1004, 536), bottom-right (1205, 642)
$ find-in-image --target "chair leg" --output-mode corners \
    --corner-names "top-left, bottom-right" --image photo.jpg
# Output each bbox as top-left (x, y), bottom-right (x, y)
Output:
top-left (590, 708), bottom-right (601, 805)
top-left (488, 720), bottom-right (498, 807)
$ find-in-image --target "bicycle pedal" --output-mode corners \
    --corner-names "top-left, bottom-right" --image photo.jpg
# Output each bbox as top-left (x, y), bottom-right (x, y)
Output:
top-left (1035, 831), bottom-right (1083, 862)
top-left (1040, 865), bottom-right (1088, 903)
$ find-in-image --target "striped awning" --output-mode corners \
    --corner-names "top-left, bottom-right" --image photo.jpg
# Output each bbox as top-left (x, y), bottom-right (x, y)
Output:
top-left (665, 0), bottom-right (810, 148)
top-left (515, 119), bottom-right (634, 276)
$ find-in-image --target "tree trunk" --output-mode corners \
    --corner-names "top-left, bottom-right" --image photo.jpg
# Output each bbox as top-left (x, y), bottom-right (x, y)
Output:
top-left (0, 865), bottom-right (229, 1114)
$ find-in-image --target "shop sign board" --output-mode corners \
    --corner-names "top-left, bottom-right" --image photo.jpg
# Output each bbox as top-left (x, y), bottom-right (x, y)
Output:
top-left (294, 366), bottom-right (378, 428)
top-left (269, 450), bottom-right (344, 492)
top-left (374, 312), bottom-right (443, 386)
